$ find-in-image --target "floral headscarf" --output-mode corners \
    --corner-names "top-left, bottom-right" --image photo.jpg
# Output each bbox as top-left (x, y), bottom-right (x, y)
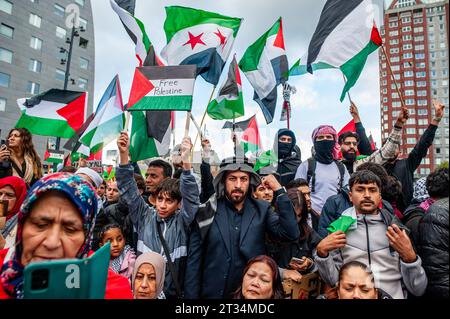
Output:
top-left (0, 172), bottom-right (98, 298)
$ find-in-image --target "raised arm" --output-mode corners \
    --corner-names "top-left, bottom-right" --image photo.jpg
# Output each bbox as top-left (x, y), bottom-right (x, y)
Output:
top-left (263, 175), bottom-right (300, 241)
top-left (179, 137), bottom-right (200, 228)
top-left (350, 102), bottom-right (373, 156)
top-left (116, 131), bottom-right (151, 232)
top-left (199, 138), bottom-right (215, 203)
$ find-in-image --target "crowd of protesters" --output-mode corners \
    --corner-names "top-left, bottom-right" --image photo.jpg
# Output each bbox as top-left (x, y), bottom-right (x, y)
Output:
top-left (0, 100), bottom-right (448, 300)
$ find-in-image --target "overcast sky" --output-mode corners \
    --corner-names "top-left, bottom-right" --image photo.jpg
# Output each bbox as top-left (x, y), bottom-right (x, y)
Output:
top-left (91, 0), bottom-right (393, 162)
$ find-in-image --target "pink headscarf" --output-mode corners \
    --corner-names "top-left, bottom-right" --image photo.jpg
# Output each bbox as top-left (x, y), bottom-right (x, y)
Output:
top-left (311, 125), bottom-right (340, 160)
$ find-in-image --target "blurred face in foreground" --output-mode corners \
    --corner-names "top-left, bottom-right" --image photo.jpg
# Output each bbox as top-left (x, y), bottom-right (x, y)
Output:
top-left (253, 184), bottom-right (274, 203)
top-left (242, 261), bottom-right (274, 299)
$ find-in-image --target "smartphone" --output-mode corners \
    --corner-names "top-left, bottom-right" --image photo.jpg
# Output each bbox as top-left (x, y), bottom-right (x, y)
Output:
top-left (290, 257), bottom-right (306, 265)
top-left (23, 243), bottom-right (110, 299)
top-left (0, 200), bottom-right (8, 218)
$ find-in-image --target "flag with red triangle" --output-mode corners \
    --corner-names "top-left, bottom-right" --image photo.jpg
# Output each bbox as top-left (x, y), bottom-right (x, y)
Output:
top-left (127, 65), bottom-right (197, 111)
top-left (15, 89), bottom-right (87, 138)
top-left (239, 17), bottom-right (288, 124)
top-left (240, 115), bottom-right (262, 154)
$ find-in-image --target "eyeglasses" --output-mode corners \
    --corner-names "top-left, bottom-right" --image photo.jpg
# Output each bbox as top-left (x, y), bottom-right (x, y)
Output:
top-left (343, 141), bottom-right (358, 146)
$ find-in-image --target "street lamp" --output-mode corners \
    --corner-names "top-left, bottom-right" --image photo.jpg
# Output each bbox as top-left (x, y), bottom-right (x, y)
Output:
top-left (54, 24), bottom-right (85, 170)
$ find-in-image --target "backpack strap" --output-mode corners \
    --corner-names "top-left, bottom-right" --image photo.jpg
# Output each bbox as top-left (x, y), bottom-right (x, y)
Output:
top-left (306, 158), bottom-right (317, 193)
top-left (156, 222), bottom-right (182, 298)
top-left (335, 160), bottom-right (346, 191)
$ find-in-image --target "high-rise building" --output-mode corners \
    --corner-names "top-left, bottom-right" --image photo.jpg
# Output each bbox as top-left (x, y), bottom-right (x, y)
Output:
top-left (0, 0), bottom-right (95, 163)
top-left (379, 0), bottom-right (449, 178)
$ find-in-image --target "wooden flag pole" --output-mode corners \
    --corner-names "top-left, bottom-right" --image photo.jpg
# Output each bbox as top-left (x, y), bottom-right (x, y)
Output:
top-left (193, 85), bottom-right (217, 149)
top-left (184, 111), bottom-right (191, 138)
top-left (286, 103), bottom-right (290, 130)
top-left (189, 112), bottom-right (203, 139)
top-left (381, 45), bottom-right (407, 110)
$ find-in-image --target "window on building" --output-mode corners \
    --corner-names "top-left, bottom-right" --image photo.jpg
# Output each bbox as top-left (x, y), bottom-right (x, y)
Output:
top-left (0, 97), bottom-right (6, 112)
top-left (0, 0), bottom-right (12, 14)
top-left (29, 13), bottom-right (42, 28)
top-left (415, 53), bottom-right (425, 59)
top-left (28, 59), bottom-right (42, 73)
top-left (392, 101), bottom-right (401, 107)
top-left (0, 23), bottom-right (14, 38)
top-left (402, 26), bottom-right (412, 32)
top-left (417, 81), bottom-right (426, 87)
top-left (403, 44), bottom-right (412, 50)
top-left (413, 27), bottom-right (423, 33)
top-left (0, 47), bottom-right (12, 63)
top-left (404, 70), bottom-right (414, 77)
top-left (78, 78), bottom-right (88, 89)
top-left (416, 71), bottom-right (426, 78)
top-left (415, 44), bottom-right (424, 50)
top-left (79, 37), bottom-right (88, 48)
top-left (405, 80), bottom-right (415, 86)
top-left (30, 36), bottom-right (42, 50)
top-left (56, 26), bottom-right (67, 39)
top-left (406, 99), bottom-right (415, 105)
top-left (75, 0), bottom-right (85, 6)
top-left (405, 90), bottom-right (414, 96)
top-left (430, 52), bottom-right (436, 59)
top-left (407, 138), bottom-right (417, 144)
top-left (79, 57), bottom-right (89, 70)
top-left (54, 4), bottom-right (65, 17)
top-left (56, 69), bottom-right (65, 81)
top-left (413, 18), bottom-right (422, 24)
top-left (26, 81), bottom-right (40, 95)
top-left (79, 17), bottom-right (87, 30)
top-left (415, 62), bottom-right (425, 68)
top-left (390, 56), bottom-right (400, 63)
top-left (406, 128), bottom-right (416, 134)
top-left (0, 72), bottom-right (10, 87)
top-left (414, 35), bottom-right (424, 42)
top-left (403, 35), bottom-right (412, 41)
top-left (389, 30), bottom-right (399, 36)
top-left (441, 51), bottom-right (447, 58)
top-left (418, 108), bottom-right (428, 115)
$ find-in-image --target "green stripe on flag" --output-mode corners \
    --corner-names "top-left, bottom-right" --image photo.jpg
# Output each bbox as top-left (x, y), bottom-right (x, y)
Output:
top-left (254, 150), bottom-right (278, 172)
top-left (340, 40), bottom-right (380, 102)
top-left (136, 17), bottom-right (151, 52)
top-left (129, 111), bottom-right (160, 161)
top-left (128, 96), bottom-right (193, 111)
top-left (164, 6), bottom-right (242, 42)
top-left (15, 112), bottom-right (76, 138)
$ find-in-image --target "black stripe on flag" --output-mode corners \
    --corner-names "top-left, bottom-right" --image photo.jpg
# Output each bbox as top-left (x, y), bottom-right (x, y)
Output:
top-left (219, 58), bottom-right (239, 97)
top-left (307, 0), bottom-right (364, 73)
top-left (223, 115), bottom-right (253, 131)
top-left (146, 111), bottom-right (171, 143)
top-left (23, 89), bottom-right (85, 108)
top-left (114, 0), bottom-right (135, 14)
top-left (138, 65), bottom-right (197, 80)
top-left (63, 112), bottom-right (95, 152)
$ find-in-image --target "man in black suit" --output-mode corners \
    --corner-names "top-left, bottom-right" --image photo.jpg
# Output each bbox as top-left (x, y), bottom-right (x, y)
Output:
top-left (184, 156), bottom-right (299, 299)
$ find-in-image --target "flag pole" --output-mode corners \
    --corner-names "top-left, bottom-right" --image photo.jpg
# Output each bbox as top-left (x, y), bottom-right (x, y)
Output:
top-left (286, 103), bottom-right (290, 130)
top-left (381, 45), bottom-right (407, 110)
top-left (184, 111), bottom-right (191, 138)
top-left (232, 111), bottom-right (237, 155)
top-left (341, 73), bottom-right (354, 104)
top-left (193, 85), bottom-right (217, 149)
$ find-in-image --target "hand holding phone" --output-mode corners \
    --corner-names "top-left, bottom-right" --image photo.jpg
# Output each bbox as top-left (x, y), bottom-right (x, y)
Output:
top-left (289, 257), bottom-right (312, 272)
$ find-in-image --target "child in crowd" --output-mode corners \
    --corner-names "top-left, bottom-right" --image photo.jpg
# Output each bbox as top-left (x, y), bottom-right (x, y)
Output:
top-left (99, 223), bottom-right (136, 281)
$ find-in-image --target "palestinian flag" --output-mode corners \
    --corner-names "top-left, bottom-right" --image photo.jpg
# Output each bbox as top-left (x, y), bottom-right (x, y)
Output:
top-left (368, 133), bottom-right (376, 151)
top-left (15, 89), bottom-right (87, 138)
top-left (79, 75), bottom-right (125, 154)
top-left (129, 111), bottom-right (171, 161)
top-left (239, 18), bottom-right (288, 124)
top-left (110, 0), bottom-right (163, 66)
top-left (127, 65), bottom-right (196, 111)
top-left (223, 116), bottom-right (253, 132)
top-left (160, 6), bottom-right (242, 85)
top-left (44, 149), bottom-right (65, 164)
top-left (240, 115), bottom-right (262, 154)
top-left (290, 0), bottom-right (382, 102)
top-left (103, 166), bottom-right (115, 181)
top-left (338, 119), bottom-right (356, 136)
top-left (207, 56), bottom-right (244, 120)
top-left (63, 113), bottom-right (95, 152)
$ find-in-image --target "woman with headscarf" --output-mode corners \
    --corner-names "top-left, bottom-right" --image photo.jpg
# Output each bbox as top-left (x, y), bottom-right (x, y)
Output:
top-left (131, 252), bottom-right (166, 299)
top-left (0, 177), bottom-right (27, 250)
top-left (294, 125), bottom-right (350, 214)
top-left (0, 172), bottom-right (133, 299)
top-left (0, 128), bottom-right (43, 187)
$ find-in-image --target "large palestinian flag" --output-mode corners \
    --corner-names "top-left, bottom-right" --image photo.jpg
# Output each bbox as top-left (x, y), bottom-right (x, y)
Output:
top-left (207, 56), bottom-right (244, 120)
top-left (127, 65), bottom-right (196, 111)
top-left (289, 0), bottom-right (382, 101)
top-left (15, 89), bottom-right (87, 138)
top-left (160, 6), bottom-right (242, 85)
top-left (79, 75), bottom-right (124, 154)
top-left (239, 18), bottom-right (288, 124)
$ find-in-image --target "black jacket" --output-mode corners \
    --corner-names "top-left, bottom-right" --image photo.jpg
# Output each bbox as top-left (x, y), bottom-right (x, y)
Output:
top-left (402, 201), bottom-right (426, 249)
top-left (355, 122), bottom-right (375, 156)
top-left (418, 198), bottom-right (449, 298)
top-left (269, 226), bottom-right (321, 269)
top-left (184, 193), bottom-right (300, 299)
top-left (318, 187), bottom-right (394, 238)
top-left (384, 124), bottom-right (437, 210)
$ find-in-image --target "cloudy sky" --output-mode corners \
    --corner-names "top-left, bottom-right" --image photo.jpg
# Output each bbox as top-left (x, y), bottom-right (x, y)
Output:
top-left (91, 0), bottom-right (393, 162)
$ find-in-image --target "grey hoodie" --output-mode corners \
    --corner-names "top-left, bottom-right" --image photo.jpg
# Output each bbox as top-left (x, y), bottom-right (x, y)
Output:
top-left (314, 206), bottom-right (428, 299)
